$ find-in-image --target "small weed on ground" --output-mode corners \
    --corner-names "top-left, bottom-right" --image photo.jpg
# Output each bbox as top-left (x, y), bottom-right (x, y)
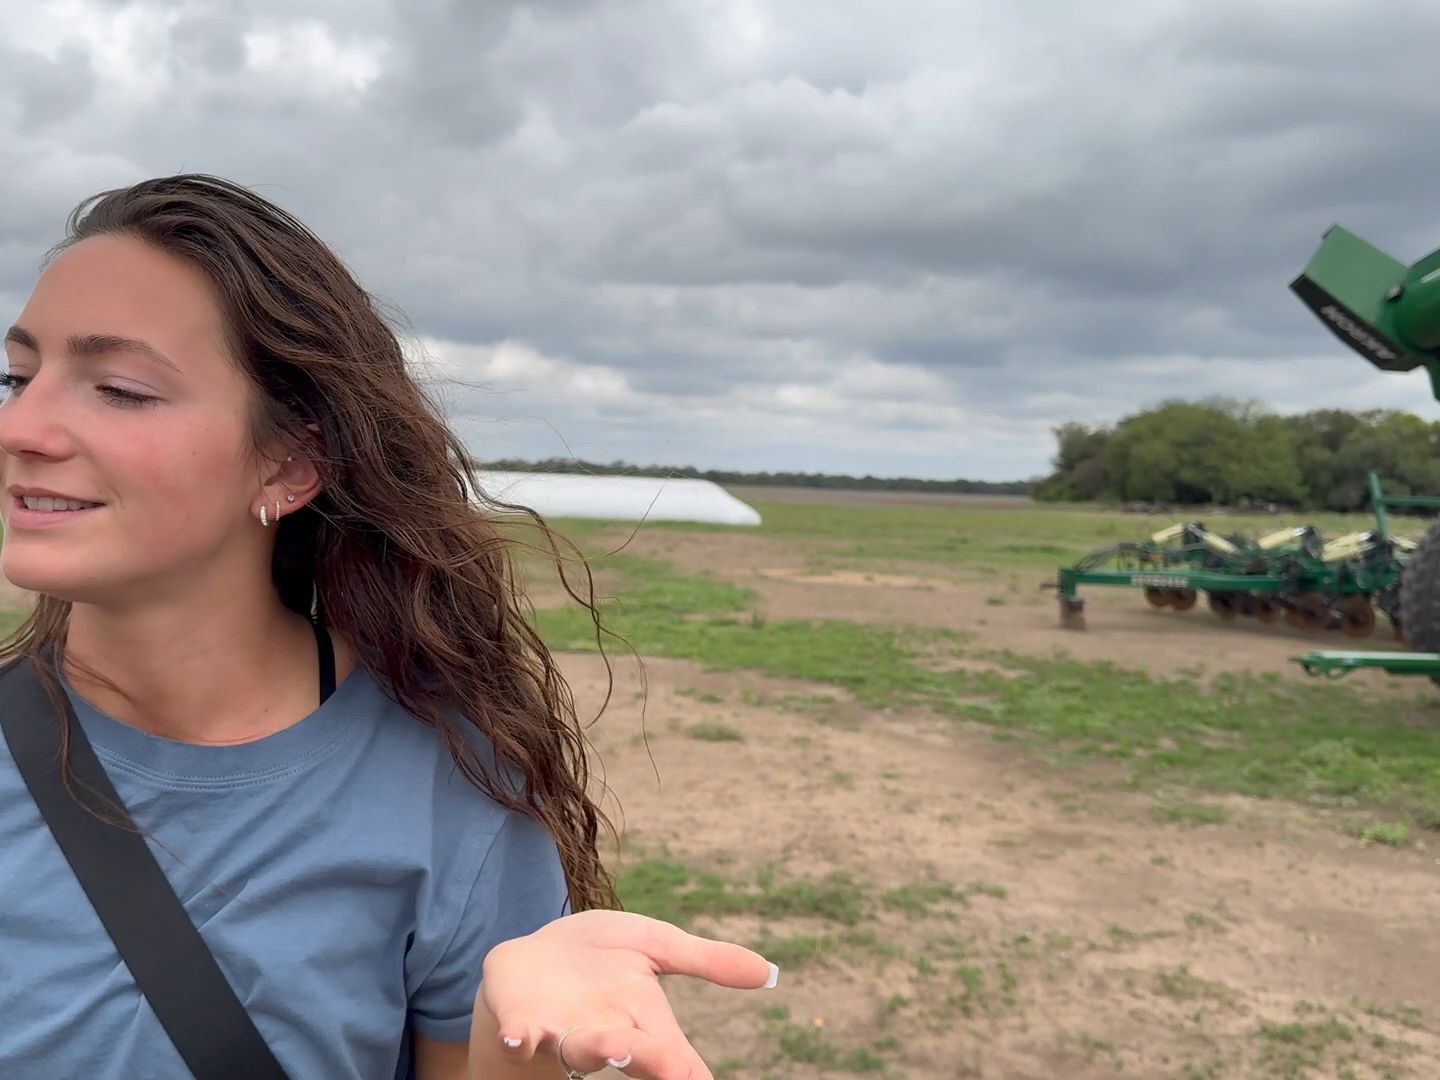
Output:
top-left (688, 722), bottom-right (745, 742)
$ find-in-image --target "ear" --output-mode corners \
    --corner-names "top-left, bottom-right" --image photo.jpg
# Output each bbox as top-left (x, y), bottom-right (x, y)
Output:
top-left (263, 452), bottom-right (322, 516)
top-left (259, 424), bottom-right (326, 518)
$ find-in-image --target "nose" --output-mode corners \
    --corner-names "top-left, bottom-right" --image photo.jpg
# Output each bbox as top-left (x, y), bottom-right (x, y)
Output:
top-left (0, 372), bottom-right (76, 461)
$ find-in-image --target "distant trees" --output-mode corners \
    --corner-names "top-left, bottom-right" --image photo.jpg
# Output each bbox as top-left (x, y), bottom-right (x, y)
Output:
top-left (471, 398), bottom-right (1440, 510)
top-left (1035, 398), bottom-right (1440, 511)
top-left (471, 457), bottom-right (1033, 496)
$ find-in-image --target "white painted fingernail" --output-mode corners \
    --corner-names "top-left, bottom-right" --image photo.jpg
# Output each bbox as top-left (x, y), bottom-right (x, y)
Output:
top-left (765, 962), bottom-right (780, 988)
top-left (607, 1054), bottom-right (632, 1069)
top-left (502, 1037), bottom-right (522, 1049)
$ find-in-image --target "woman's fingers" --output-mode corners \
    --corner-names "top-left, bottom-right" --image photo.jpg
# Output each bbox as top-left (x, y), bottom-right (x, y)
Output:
top-left (492, 980), bottom-right (717, 1080)
top-left (550, 1025), bottom-right (713, 1080)
top-left (490, 1015), bottom-right (534, 1059)
top-left (631, 915), bottom-right (779, 990)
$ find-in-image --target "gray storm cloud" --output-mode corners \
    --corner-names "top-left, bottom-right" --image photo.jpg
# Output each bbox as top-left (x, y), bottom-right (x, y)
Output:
top-left (2, 0), bottom-right (1438, 479)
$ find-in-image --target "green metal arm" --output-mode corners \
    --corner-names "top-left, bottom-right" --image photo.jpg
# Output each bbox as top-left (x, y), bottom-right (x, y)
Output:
top-left (1367, 470), bottom-right (1440, 543)
top-left (1293, 650), bottom-right (1440, 678)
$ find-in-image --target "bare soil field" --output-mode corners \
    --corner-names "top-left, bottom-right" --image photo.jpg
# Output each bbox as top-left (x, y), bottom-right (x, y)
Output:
top-left (548, 502), bottom-right (1440, 1079)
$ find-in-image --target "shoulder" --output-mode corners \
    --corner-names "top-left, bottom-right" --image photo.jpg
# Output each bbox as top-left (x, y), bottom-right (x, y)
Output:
top-left (343, 665), bottom-right (567, 899)
top-left (350, 675), bottom-right (572, 1042)
top-left (345, 666), bottom-right (518, 818)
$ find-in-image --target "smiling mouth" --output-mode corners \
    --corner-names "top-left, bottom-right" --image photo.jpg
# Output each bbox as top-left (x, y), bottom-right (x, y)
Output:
top-left (16, 496), bottom-right (104, 513)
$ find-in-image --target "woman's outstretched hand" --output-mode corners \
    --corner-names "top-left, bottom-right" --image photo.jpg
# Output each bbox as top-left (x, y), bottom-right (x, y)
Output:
top-left (474, 909), bottom-right (779, 1079)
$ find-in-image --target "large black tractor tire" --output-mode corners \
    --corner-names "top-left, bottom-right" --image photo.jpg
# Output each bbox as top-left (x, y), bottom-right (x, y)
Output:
top-left (1398, 519), bottom-right (1440, 687)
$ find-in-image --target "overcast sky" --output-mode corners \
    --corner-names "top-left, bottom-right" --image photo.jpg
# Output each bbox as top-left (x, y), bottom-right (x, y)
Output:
top-left (4, 0), bottom-right (1440, 481)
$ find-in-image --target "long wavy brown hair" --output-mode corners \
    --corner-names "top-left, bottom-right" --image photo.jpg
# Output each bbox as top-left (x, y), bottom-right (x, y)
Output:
top-left (3, 174), bottom-right (620, 912)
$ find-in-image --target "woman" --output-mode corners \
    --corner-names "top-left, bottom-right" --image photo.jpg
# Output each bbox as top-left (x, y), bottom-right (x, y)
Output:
top-left (0, 175), bottom-right (775, 1079)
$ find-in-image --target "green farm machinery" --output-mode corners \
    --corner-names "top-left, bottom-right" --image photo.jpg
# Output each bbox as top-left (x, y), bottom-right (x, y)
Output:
top-left (1291, 225), bottom-right (1440, 682)
top-left (1052, 222), bottom-right (1440, 684)
top-left (1051, 471), bottom-right (1426, 639)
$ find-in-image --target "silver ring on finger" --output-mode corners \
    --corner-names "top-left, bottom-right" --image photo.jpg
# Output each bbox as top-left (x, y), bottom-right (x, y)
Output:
top-left (556, 1025), bottom-right (589, 1079)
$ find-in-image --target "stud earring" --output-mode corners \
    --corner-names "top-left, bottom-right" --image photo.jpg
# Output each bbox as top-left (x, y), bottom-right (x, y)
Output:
top-left (286, 494), bottom-right (296, 503)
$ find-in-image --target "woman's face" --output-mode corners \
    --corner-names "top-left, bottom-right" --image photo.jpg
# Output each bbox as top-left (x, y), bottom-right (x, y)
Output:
top-left (0, 233), bottom-right (265, 604)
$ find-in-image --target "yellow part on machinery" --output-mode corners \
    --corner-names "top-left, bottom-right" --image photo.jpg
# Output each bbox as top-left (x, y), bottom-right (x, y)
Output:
top-left (1256, 526), bottom-right (1309, 550)
top-left (1321, 531), bottom-right (1375, 562)
top-left (1199, 530), bottom-right (1240, 556)
top-left (1149, 523), bottom-right (1186, 544)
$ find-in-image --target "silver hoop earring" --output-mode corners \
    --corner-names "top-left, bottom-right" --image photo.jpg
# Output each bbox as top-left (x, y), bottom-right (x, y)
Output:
top-left (274, 499), bottom-right (282, 522)
top-left (259, 504), bottom-right (269, 527)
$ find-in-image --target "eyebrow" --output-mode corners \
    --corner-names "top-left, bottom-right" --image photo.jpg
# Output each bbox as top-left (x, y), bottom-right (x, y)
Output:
top-left (4, 324), bottom-right (181, 375)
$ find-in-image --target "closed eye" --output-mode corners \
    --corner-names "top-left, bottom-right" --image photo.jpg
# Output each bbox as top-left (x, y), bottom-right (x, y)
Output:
top-left (0, 372), bottom-right (159, 409)
top-left (99, 385), bottom-right (159, 408)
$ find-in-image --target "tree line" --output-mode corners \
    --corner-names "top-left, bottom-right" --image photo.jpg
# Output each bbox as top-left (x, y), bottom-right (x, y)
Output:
top-left (470, 457), bottom-right (1031, 496)
top-left (1035, 398), bottom-right (1440, 512)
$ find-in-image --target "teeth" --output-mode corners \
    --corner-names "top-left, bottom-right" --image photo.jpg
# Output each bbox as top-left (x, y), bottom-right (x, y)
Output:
top-left (21, 496), bottom-right (100, 512)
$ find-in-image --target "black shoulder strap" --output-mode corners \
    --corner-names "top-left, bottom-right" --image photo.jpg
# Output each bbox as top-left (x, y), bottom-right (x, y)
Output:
top-left (0, 656), bottom-right (290, 1080)
top-left (313, 617), bottom-right (336, 704)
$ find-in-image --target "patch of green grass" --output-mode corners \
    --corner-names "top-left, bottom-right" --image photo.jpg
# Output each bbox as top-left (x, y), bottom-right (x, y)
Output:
top-left (1153, 799), bottom-right (1231, 827)
top-left (676, 686), bottom-right (725, 704)
top-left (749, 926), bottom-right (903, 970)
top-left (688, 722), bottom-right (744, 742)
top-left (1182, 1060), bottom-right (1228, 1080)
top-left (760, 1005), bottom-right (889, 1073)
top-left (882, 882), bottom-right (958, 919)
top-left (1157, 966), bottom-right (1235, 1003)
top-left (1351, 820), bottom-right (1410, 847)
top-left (773, 691), bottom-right (840, 714)
top-left (617, 858), bottom-right (865, 928)
top-left (880, 880), bottom-right (1008, 920)
top-left (539, 555), bottom-right (1440, 829)
top-left (1360, 1001), bottom-right (1427, 1031)
top-left (1184, 911), bottom-right (1228, 934)
top-left (949, 963), bottom-right (990, 1017)
top-left (1256, 1016), bottom-right (1355, 1077)
top-left (1062, 1031), bottom-right (1119, 1066)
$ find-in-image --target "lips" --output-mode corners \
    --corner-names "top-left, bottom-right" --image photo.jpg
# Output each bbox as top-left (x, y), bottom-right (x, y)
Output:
top-left (6, 488), bottom-right (106, 529)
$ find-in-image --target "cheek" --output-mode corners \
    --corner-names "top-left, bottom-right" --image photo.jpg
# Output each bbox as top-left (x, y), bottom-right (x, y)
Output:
top-left (116, 416), bottom-right (251, 521)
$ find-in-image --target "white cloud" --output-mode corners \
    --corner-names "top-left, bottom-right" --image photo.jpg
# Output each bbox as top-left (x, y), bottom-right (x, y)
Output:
top-left (243, 19), bottom-right (387, 97)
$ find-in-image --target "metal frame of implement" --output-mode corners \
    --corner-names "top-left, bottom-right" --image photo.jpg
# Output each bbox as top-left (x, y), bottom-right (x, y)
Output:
top-left (1293, 650), bottom-right (1440, 679)
top-left (1048, 472), bottom-right (1440, 637)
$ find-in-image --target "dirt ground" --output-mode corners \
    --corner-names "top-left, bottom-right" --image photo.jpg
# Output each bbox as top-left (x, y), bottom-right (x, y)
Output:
top-left (561, 505), bottom-right (1440, 1078)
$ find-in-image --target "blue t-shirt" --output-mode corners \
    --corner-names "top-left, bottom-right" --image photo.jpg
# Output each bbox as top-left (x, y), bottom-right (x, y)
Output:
top-left (0, 662), bottom-right (571, 1079)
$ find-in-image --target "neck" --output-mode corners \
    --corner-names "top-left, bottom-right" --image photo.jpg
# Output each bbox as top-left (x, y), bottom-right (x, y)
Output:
top-left (61, 578), bottom-right (346, 745)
